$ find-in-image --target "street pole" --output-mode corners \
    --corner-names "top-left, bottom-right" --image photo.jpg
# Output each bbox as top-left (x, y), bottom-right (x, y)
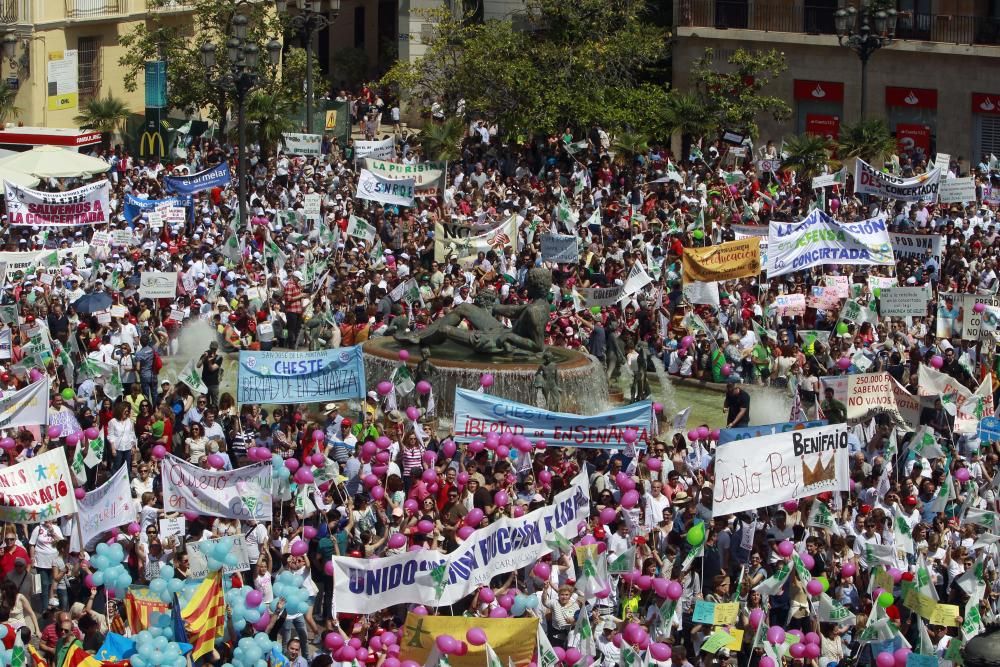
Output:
top-left (304, 26), bottom-right (313, 133)
top-left (238, 88), bottom-right (248, 227)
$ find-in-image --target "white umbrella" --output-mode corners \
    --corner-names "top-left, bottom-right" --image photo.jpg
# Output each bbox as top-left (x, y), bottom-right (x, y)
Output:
top-left (0, 145), bottom-right (109, 179)
top-left (0, 165), bottom-right (39, 188)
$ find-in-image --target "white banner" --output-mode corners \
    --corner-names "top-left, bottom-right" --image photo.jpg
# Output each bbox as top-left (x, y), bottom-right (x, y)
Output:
top-left (0, 378), bottom-right (48, 430)
top-left (347, 215), bottom-right (376, 244)
top-left (364, 158), bottom-right (447, 197)
top-left (0, 448), bottom-right (77, 522)
top-left (846, 371), bottom-right (913, 427)
top-left (434, 216), bottom-right (518, 263)
top-left (161, 455), bottom-right (272, 521)
top-left (4, 180), bottom-right (109, 226)
top-left (683, 281), bottom-right (720, 307)
top-left (577, 286), bottom-right (624, 309)
top-left (853, 159), bottom-right (941, 202)
top-left (711, 424), bottom-right (850, 516)
top-left (187, 536), bottom-right (251, 579)
top-left (281, 132), bottom-right (322, 156)
top-left (70, 466), bottom-right (135, 551)
top-left (937, 176), bottom-right (976, 204)
top-left (539, 233), bottom-right (579, 264)
top-left (138, 271), bottom-right (179, 299)
top-left (330, 471), bottom-right (591, 613)
top-left (879, 286), bottom-right (931, 317)
top-left (355, 169), bottom-right (415, 207)
top-left (767, 211), bottom-right (894, 277)
top-left (889, 232), bottom-right (943, 267)
top-left (353, 137), bottom-right (395, 161)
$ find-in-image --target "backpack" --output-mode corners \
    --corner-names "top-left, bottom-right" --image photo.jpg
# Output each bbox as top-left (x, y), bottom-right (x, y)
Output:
top-left (152, 350), bottom-right (163, 373)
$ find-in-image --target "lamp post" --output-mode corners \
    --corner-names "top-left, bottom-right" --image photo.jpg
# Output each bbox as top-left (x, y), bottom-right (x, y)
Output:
top-left (835, 3), bottom-right (897, 119)
top-left (200, 14), bottom-right (281, 228)
top-left (276, 0), bottom-right (340, 134)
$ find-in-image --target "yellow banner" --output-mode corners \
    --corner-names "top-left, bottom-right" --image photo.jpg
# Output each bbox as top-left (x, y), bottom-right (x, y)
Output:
top-left (681, 237), bottom-right (761, 284)
top-left (399, 612), bottom-right (538, 667)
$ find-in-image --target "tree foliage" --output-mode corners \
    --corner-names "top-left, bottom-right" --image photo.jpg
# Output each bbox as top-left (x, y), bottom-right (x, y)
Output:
top-left (381, 0), bottom-right (670, 137)
top-left (118, 0), bottom-right (298, 134)
top-left (837, 119), bottom-right (897, 165)
top-left (690, 48), bottom-right (791, 139)
top-left (238, 90), bottom-right (299, 157)
top-left (781, 133), bottom-right (833, 181)
top-left (74, 91), bottom-right (131, 147)
top-left (0, 81), bottom-right (19, 126)
top-left (417, 118), bottom-right (465, 161)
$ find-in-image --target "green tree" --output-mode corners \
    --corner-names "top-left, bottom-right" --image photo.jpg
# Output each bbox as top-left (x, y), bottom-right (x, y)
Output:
top-left (240, 90), bottom-right (298, 157)
top-left (0, 81), bottom-right (20, 126)
top-left (382, 0), bottom-right (669, 137)
top-left (837, 119), bottom-right (897, 165)
top-left (416, 117), bottom-right (465, 161)
top-left (611, 130), bottom-right (649, 167)
top-left (73, 91), bottom-right (131, 147)
top-left (690, 48), bottom-right (791, 139)
top-left (781, 133), bottom-right (833, 182)
top-left (118, 0), bottom-right (291, 134)
top-left (663, 90), bottom-right (714, 139)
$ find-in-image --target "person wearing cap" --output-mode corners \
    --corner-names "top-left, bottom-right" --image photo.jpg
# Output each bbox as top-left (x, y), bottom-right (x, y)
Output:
top-left (198, 342), bottom-right (223, 409)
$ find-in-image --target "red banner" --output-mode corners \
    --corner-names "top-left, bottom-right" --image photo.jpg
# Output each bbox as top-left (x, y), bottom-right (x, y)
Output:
top-left (972, 93), bottom-right (1000, 115)
top-left (794, 80), bottom-right (845, 103)
top-left (805, 114), bottom-right (841, 141)
top-left (885, 86), bottom-right (938, 109)
top-left (895, 123), bottom-right (932, 155)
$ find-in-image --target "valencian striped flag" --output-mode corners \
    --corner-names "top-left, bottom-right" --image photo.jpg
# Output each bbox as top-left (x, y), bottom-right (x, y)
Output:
top-left (182, 571), bottom-right (226, 660)
top-left (54, 639), bottom-right (101, 667)
top-left (125, 586), bottom-right (170, 633)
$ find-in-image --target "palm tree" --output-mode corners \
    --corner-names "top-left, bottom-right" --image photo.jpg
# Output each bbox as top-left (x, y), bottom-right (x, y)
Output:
top-left (663, 91), bottom-right (714, 139)
top-left (416, 117), bottom-right (464, 161)
top-left (780, 133), bottom-right (833, 182)
top-left (837, 119), bottom-right (897, 165)
top-left (73, 91), bottom-right (130, 147)
top-left (242, 90), bottom-right (298, 158)
top-left (611, 129), bottom-right (649, 167)
top-left (0, 81), bottom-right (20, 126)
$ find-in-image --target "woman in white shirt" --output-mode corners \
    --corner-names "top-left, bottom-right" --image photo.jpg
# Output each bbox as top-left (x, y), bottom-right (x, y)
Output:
top-left (29, 521), bottom-right (64, 615)
top-left (107, 402), bottom-right (137, 473)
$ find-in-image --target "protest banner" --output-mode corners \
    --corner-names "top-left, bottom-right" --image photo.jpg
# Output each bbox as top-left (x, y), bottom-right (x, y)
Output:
top-left (69, 466), bottom-right (135, 552)
top-left (330, 470), bottom-right (590, 612)
top-left (186, 536), bottom-right (251, 578)
top-left (718, 420), bottom-right (828, 446)
top-left (399, 613), bottom-right (538, 667)
top-left (0, 378), bottom-right (48, 430)
top-left (539, 233), bottom-right (579, 264)
top-left (109, 230), bottom-right (136, 247)
top-left (808, 286), bottom-right (842, 310)
top-left (576, 286), bottom-right (623, 309)
top-left (937, 176), bottom-right (976, 203)
top-left (4, 180), bottom-right (109, 226)
top-left (683, 281), bottom-right (720, 307)
top-left (846, 372), bottom-right (914, 427)
top-left (681, 237), bottom-right (761, 283)
top-left (123, 193), bottom-right (188, 223)
top-left (0, 448), bottom-right (77, 522)
top-left (434, 216), bottom-right (518, 263)
top-left (138, 272), bottom-right (178, 299)
top-left (918, 364), bottom-right (973, 409)
top-left (355, 168), bottom-right (415, 207)
top-left (960, 294), bottom-right (1000, 340)
top-left (302, 194), bottom-right (321, 219)
top-left (364, 158), bottom-right (447, 197)
top-left (868, 276), bottom-right (896, 295)
top-left (346, 215), bottom-right (376, 243)
top-left (453, 388), bottom-right (652, 449)
top-left (0, 247), bottom-right (85, 281)
top-left (768, 211), bottom-right (894, 277)
top-left (163, 162), bottom-right (232, 195)
top-left (889, 232), bottom-right (942, 266)
top-left (712, 424), bottom-right (850, 516)
top-left (880, 286), bottom-right (931, 317)
top-left (853, 159), bottom-right (941, 201)
top-left (774, 293), bottom-right (806, 317)
top-left (811, 169), bottom-right (847, 189)
top-left (161, 454), bottom-right (272, 521)
top-left (353, 137), bottom-right (395, 161)
top-left (824, 275), bottom-right (850, 297)
top-left (280, 132), bottom-right (322, 156)
top-left (237, 346), bottom-right (366, 405)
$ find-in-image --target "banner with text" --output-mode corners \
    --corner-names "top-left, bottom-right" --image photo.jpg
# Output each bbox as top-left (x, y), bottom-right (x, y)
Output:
top-left (767, 211), bottom-right (894, 277)
top-left (330, 471), bottom-right (590, 613)
top-left (453, 388), bottom-right (652, 449)
top-left (0, 448), bottom-right (77, 523)
top-left (879, 286), bottom-right (931, 317)
top-left (854, 159), bottom-right (942, 202)
top-left (889, 232), bottom-right (943, 267)
top-left (355, 168), bottom-right (415, 207)
top-left (161, 455), bottom-right (272, 520)
top-left (281, 132), bottom-right (322, 156)
top-left (434, 216), bottom-right (518, 264)
top-left (364, 159), bottom-right (447, 197)
top-left (540, 233), bottom-right (579, 264)
top-left (682, 237), bottom-right (761, 283)
top-left (719, 420), bottom-right (828, 446)
top-left (163, 162), bottom-right (231, 195)
top-left (123, 194), bottom-right (188, 224)
top-left (353, 137), bottom-right (395, 161)
top-left (4, 180), bottom-right (109, 227)
top-left (937, 176), bottom-right (976, 204)
top-left (237, 346), bottom-right (366, 404)
top-left (71, 465), bottom-right (135, 551)
top-left (0, 378), bottom-right (48, 431)
top-left (712, 424), bottom-right (850, 517)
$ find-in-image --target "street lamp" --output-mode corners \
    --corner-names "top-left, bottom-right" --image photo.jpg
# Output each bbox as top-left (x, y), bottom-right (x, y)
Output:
top-left (835, 3), bottom-right (897, 119)
top-left (199, 16), bottom-right (281, 228)
top-left (276, 0), bottom-right (341, 134)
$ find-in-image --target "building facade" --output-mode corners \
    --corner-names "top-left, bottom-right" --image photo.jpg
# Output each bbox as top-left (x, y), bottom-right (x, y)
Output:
top-left (671, 0), bottom-right (1000, 165)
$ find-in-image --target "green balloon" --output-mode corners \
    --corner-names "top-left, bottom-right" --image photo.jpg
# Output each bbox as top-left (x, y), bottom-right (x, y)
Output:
top-left (877, 591), bottom-right (894, 608)
top-left (686, 521), bottom-right (706, 547)
top-left (817, 576), bottom-right (830, 593)
top-left (836, 322), bottom-right (849, 334)
top-left (590, 306), bottom-right (601, 315)
top-left (692, 230), bottom-right (705, 240)
top-left (60, 388), bottom-right (75, 400)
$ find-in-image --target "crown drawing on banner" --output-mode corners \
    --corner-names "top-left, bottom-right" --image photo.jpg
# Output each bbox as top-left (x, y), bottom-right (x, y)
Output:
top-left (801, 454), bottom-right (836, 487)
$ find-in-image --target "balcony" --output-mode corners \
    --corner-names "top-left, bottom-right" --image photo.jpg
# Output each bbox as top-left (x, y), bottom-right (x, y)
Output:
top-left (65, 0), bottom-right (125, 20)
top-left (0, 0), bottom-right (30, 24)
top-left (676, 0), bottom-right (1000, 46)
top-left (145, 0), bottom-right (194, 11)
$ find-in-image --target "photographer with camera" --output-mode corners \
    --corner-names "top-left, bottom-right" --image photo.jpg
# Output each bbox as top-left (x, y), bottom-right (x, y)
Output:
top-left (197, 341), bottom-right (223, 409)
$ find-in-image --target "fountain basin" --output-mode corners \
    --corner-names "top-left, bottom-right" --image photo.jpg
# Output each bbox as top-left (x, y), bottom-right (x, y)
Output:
top-left (363, 337), bottom-right (610, 417)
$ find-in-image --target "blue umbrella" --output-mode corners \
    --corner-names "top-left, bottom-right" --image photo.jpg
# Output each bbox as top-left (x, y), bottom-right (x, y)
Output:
top-left (72, 291), bottom-right (113, 315)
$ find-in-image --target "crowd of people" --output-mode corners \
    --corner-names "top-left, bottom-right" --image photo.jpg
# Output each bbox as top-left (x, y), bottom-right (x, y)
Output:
top-left (0, 85), bottom-right (997, 667)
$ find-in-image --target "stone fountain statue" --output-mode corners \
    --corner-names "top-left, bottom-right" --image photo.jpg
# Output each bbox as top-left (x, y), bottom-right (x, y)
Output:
top-left (396, 267), bottom-right (551, 356)
top-left (532, 350), bottom-right (561, 411)
top-left (414, 346), bottom-right (436, 411)
top-left (631, 340), bottom-right (652, 403)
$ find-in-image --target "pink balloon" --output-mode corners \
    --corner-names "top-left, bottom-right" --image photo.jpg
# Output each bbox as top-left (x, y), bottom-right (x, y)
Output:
top-left (975, 302), bottom-right (987, 314)
top-left (46, 425), bottom-right (62, 439)
top-left (245, 589), bottom-right (263, 607)
top-left (206, 454), bottom-right (224, 469)
top-left (406, 406), bottom-right (420, 421)
top-left (956, 467), bottom-right (971, 482)
top-left (564, 648), bottom-right (581, 665)
top-left (325, 561), bottom-right (334, 575)
top-left (371, 485), bottom-right (385, 501)
top-left (538, 469), bottom-right (552, 485)
top-left (377, 381), bottom-right (393, 395)
top-left (930, 355), bottom-right (944, 369)
top-left (782, 500), bottom-right (799, 513)
top-left (533, 562), bottom-right (551, 580)
top-left (478, 587), bottom-right (495, 603)
top-left (760, 658), bottom-right (775, 667)
top-left (417, 520), bottom-right (435, 534)
top-left (294, 468), bottom-right (314, 484)
top-left (127, 521), bottom-right (141, 535)
top-left (622, 428), bottom-right (638, 444)
top-left (494, 491), bottom-right (509, 507)
top-left (84, 426), bottom-right (100, 440)
top-left (512, 505), bottom-right (524, 518)
top-left (398, 349), bottom-right (410, 362)
top-left (650, 643), bottom-right (672, 662)
top-left (806, 579), bottom-right (823, 596)
top-left (412, 605), bottom-right (428, 616)
top-left (876, 653), bottom-right (895, 667)
top-left (303, 525), bottom-right (317, 540)
top-left (646, 457), bottom-right (661, 472)
top-left (620, 490), bottom-right (639, 509)
top-left (790, 643), bottom-right (806, 659)
top-left (465, 508), bottom-right (485, 526)
top-left (457, 525), bottom-right (474, 540)
top-left (767, 626), bottom-right (785, 645)
top-left (183, 511), bottom-right (199, 521)
top-left (666, 580), bottom-right (683, 600)
top-left (721, 363), bottom-right (732, 377)
top-left (417, 380), bottom-right (432, 395)
top-left (480, 373), bottom-right (494, 388)
top-left (312, 429), bottom-right (325, 442)
top-left (404, 499), bottom-right (419, 514)
top-left (152, 445), bottom-right (167, 460)
top-left (600, 507), bottom-right (617, 525)
top-left (253, 612), bottom-right (271, 631)
top-left (388, 533), bottom-right (407, 549)
top-left (311, 453), bottom-right (326, 467)
top-left (805, 644), bottom-right (821, 659)
top-left (776, 540), bottom-right (794, 558)
top-left (290, 540), bottom-right (308, 557)
top-left (841, 561), bottom-right (857, 577)
top-left (894, 648), bottom-right (912, 667)
top-left (489, 607), bottom-right (507, 618)
top-left (284, 458), bottom-right (299, 472)
top-left (805, 632), bottom-right (821, 645)
top-left (466, 628), bottom-right (487, 646)
top-left (74, 487), bottom-right (86, 500)
top-left (749, 608), bottom-right (764, 628)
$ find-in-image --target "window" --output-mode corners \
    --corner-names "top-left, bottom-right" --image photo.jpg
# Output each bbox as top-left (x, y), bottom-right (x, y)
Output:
top-left (354, 6), bottom-right (365, 49)
top-left (77, 36), bottom-right (101, 106)
top-left (978, 116), bottom-right (1000, 161)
